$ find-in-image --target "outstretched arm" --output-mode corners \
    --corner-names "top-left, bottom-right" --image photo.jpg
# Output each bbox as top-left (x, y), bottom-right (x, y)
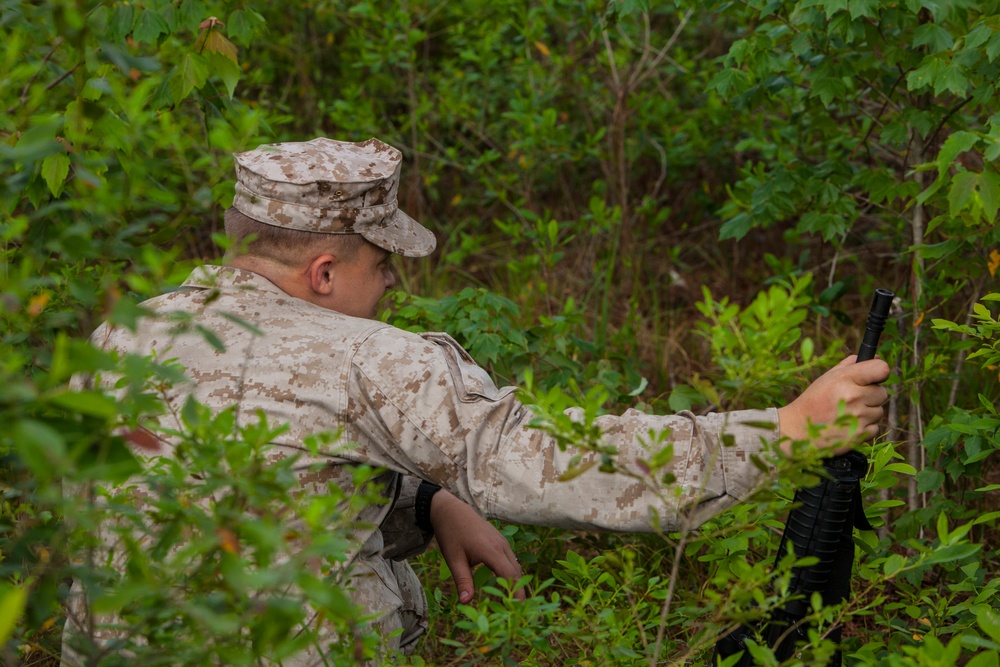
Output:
top-left (429, 488), bottom-right (524, 603)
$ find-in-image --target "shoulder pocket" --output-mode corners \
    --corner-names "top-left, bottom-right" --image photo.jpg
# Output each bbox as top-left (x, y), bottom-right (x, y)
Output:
top-left (420, 332), bottom-right (516, 402)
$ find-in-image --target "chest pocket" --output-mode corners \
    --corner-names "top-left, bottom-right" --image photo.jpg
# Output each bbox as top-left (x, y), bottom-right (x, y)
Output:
top-left (420, 332), bottom-right (516, 403)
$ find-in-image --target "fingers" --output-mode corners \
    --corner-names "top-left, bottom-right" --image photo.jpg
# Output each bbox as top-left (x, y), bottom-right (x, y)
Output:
top-left (439, 542), bottom-right (476, 604)
top-left (849, 358), bottom-right (891, 385)
top-left (836, 354), bottom-right (858, 367)
top-left (475, 538), bottom-right (525, 599)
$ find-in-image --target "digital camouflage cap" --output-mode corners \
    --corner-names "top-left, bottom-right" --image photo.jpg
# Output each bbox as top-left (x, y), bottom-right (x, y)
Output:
top-left (232, 137), bottom-right (437, 257)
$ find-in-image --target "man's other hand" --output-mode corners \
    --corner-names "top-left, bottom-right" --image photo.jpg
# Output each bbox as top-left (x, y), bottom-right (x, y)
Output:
top-left (429, 489), bottom-right (525, 604)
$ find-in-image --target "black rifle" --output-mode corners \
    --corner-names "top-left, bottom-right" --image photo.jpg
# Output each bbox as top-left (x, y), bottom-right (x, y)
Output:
top-left (713, 289), bottom-right (894, 666)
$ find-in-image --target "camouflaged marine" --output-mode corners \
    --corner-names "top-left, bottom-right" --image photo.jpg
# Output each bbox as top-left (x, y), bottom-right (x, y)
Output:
top-left (63, 137), bottom-right (858, 667)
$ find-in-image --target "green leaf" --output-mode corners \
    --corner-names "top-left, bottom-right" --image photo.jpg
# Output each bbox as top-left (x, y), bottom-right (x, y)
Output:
top-left (986, 33), bottom-right (1000, 62)
top-left (936, 511), bottom-right (949, 540)
top-left (936, 131), bottom-right (979, 176)
top-left (107, 2), bottom-right (134, 43)
top-left (937, 60), bottom-right (970, 96)
top-left (965, 652), bottom-right (1000, 667)
top-left (883, 553), bottom-right (906, 576)
top-left (168, 52), bottom-right (210, 103)
top-left (7, 114), bottom-right (64, 163)
top-left (963, 24), bottom-right (992, 50)
top-left (133, 9), bottom-right (169, 45)
top-left (976, 606), bottom-right (1000, 643)
top-left (923, 543), bottom-right (981, 565)
top-left (882, 462), bottom-right (917, 475)
top-left (95, 113), bottom-right (131, 154)
top-left (13, 419), bottom-right (68, 481)
top-left (0, 585), bottom-right (29, 649)
top-left (907, 57), bottom-right (945, 93)
top-left (708, 68), bottom-right (752, 99)
top-left (809, 75), bottom-right (847, 106)
top-left (916, 467), bottom-right (945, 493)
top-left (800, 337), bottom-right (814, 362)
top-left (46, 390), bottom-right (118, 418)
top-left (201, 27), bottom-right (239, 64)
top-left (227, 9), bottom-right (258, 46)
top-left (973, 511), bottom-right (1000, 526)
top-left (848, 0), bottom-right (879, 19)
top-left (206, 51), bottom-right (241, 99)
top-left (980, 171), bottom-right (1000, 223)
top-left (949, 171), bottom-right (977, 217)
top-left (41, 152), bottom-right (71, 196)
top-left (719, 212), bottom-right (753, 241)
top-left (668, 384), bottom-right (705, 412)
top-left (913, 23), bottom-right (954, 52)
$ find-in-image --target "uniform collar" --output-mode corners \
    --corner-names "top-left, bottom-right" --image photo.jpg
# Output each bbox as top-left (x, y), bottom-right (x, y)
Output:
top-left (181, 264), bottom-right (289, 298)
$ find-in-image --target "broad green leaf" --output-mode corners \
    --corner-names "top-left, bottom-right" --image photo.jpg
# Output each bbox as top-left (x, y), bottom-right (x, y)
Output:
top-left (41, 152), bottom-right (71, 196)
top-left (668, 384), bottom-right (704, 412)
top-left (976, 606), bottom-right (1000, 643)
top-left (883, 553), bottom-right (906, 576)
top-left (95, 113), bottom-right (131, 154)
top-left (963, 24), bottom-right (992, 50)
top-left (8, 114), bottom-right (64, 163)
top-left (168, 52), bottom-right (209, 103)
top-left (906, 56), bottom-right (945, 93)
top-left (13, 419), bottom-right (68, 481)
top-left (46, 390), bottom-right (118, 418)
top-left (913, 23), bottom-right (954, 52)
top-left (0, 585), bottom-right (29, 649)
top-left (986, 33), bottom-right (1000, 62)
top-left (936, 131), bottom-right (979, 175)
top-left (848, 0), bottom-right (879, 19)
top-left (201, 28), bottom-right (238, 64)
top-left (916, 467), bottom-right (945, 493)
top-left (719, 212), bottom-right (752, 241)
top-left (227, 9), bottom-right (257, 46)
top-left (107, 2), bottom-right (134, 43)
top-left (206, 51), bottom-right (241, 99)
top-left (915, 239), bottom-right (961, 259)
top-left (937, 60), bottom-right (970, 96)
top-left (809, 75), bottom-right (847, 106)
top-left (949, 171), bottom-right (977, 217)
top-left (133, 9), bottom-right (169, 45)
top-left (980, 171), bottom-right (1000, 222)
top-left (708, 68), bottom-right (752, 99)
top-left (965, 652), bottom-right (999, 667)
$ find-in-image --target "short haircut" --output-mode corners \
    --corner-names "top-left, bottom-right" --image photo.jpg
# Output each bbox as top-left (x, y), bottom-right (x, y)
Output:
top-left (223, 207), bottom-right (366, 265)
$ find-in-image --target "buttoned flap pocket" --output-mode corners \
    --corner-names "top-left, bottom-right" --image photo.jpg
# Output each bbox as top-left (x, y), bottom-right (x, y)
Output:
top-left (421, 332), bottom-right (517, 403)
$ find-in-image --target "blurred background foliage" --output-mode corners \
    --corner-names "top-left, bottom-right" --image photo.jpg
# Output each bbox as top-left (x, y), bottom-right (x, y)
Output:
top-left (2, 0), bottom-right (1000, 665)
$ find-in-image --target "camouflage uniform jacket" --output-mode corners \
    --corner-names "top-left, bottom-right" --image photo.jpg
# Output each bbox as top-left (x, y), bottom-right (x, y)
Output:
top-left (69, 264), bottom-right (779, 662)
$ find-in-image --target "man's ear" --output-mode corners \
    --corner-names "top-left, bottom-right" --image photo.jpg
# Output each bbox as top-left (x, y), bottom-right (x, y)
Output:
top-left (304, 254), bottom-right (337, 296)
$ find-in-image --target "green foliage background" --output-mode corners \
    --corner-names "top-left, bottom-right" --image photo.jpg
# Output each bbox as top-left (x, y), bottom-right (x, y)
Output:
top-left (2, 0), bottom-right (1000, 665)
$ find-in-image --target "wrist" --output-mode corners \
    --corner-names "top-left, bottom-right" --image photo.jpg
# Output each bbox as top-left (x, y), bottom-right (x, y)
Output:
top-left (415, 480), bottom-right (442, 534)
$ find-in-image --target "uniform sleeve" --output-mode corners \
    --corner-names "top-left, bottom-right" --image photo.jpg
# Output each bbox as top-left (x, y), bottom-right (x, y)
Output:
top-left (379, 475), bottom-right (435, 561)
top-left (347, 329), bottom-right (779, 533)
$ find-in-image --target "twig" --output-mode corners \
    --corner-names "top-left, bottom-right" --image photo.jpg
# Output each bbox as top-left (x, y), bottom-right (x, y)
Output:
top-left (947, 280), bottom-right (984, 409)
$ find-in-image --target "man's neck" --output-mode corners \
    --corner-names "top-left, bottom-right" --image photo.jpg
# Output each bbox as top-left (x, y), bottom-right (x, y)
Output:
top-left (228, 255), bottom-right (309, 301)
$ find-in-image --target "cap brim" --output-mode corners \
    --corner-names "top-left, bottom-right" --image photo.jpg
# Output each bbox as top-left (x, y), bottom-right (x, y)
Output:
top-left (359, 209), bottom-right (437, 258)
